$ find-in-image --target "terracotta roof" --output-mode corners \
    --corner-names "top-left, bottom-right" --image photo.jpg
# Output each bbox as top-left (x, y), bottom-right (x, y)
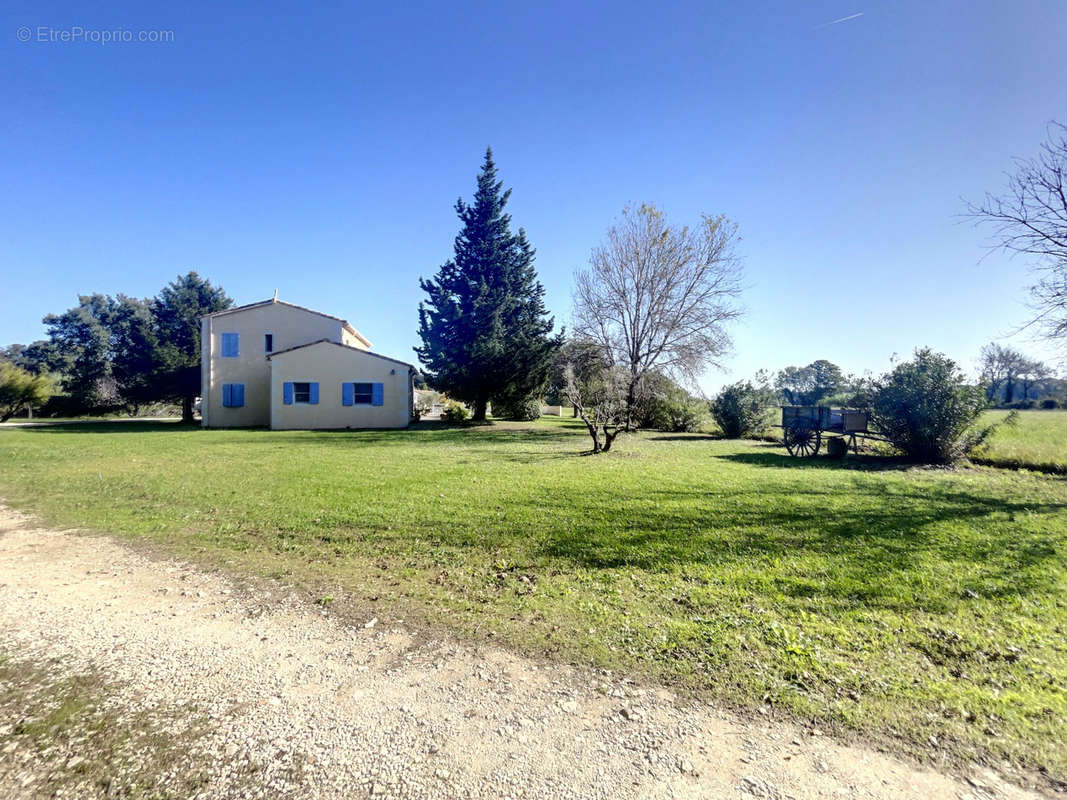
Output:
top-left (266, 338), bottom-right (415, 370)
top-left (201, 298), bottom-right (372, 348)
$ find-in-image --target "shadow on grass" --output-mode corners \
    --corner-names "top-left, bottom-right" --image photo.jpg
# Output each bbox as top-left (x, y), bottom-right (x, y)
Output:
top-left (3, 420), bottom-right (203, 434)
top-left (530, 481), bottom-right (1066, 609)
top-left (715, 450), bottom-right (913, 471)
top-left (645, 433), bottom-right (726, 442)
top-left (9, 419), bottom-right (585, 446)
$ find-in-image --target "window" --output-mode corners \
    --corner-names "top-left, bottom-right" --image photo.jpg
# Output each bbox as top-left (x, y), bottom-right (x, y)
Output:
top-left (353, 382), bottom-right (373, 404)
top-left (342, 382), bottom-right (384, 406)
top-left (283, 381), bottom-right (318, 405)
top-left (264, 333), bottom-right (273, 353)
top-left (221, 383), bottom-right (245, 408)
top-left (221, 332), bottom-right (239, 358)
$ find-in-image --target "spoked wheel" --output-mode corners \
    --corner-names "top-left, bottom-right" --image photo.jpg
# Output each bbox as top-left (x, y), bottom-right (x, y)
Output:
top-left (784, 419), bottom-right (821, 457)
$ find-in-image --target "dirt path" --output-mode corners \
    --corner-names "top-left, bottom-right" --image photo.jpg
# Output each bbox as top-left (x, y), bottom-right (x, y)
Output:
top-left (0, 507), bottom-right (1040, 800)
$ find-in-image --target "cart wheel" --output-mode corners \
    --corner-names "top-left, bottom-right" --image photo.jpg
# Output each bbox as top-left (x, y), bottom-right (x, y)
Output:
top-left (784, 419), bottom-right (821, 457)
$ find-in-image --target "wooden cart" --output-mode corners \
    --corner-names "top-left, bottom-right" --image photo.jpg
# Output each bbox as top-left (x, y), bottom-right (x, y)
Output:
top-left (779, 405), bottom-right (874, 457)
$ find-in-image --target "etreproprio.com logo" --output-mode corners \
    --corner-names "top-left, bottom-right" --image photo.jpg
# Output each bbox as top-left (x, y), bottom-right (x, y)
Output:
top-left (16, 26), bottom-right (174, 44)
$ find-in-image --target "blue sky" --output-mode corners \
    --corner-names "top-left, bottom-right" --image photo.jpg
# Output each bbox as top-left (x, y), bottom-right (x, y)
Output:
top-left (2, 1), bottom-right (1065, 392)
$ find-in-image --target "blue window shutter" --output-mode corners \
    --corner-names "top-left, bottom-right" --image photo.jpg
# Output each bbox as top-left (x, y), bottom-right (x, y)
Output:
top-left (283, 382), bottom-right (294, 405)
top-left (222, 384), bottom-right (232, 407)
top-left (342, 382), bottom-right (354, 406)
top-left (221, 333), bottom-right (239, 357)
top-left (309, 382), bottom-right (319, 405)
top-left (372, 383), bottom-right (384, 406)
top-left (233, 383), bottom-right (245, 407)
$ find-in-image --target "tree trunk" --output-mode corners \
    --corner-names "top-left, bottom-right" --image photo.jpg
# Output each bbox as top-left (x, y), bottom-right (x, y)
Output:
top-left (587, 422), bottom-right (603, 453)
top-left (602, 426), bottom-right (619, 452)
top-left (471, 395), bottom-right (488, 421)
top-left (181, 394), bottom-right (195, 424)
top-left (623, 375), bottom-right (639, 432)
top-left (571, 405), bottom-right (578, 418)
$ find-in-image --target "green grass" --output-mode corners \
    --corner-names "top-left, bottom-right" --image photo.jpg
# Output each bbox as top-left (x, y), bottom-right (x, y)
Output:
top-left (1, 418), bottom-right (1065, 783)
top-left (971, 409), bottom-right (1067, 474)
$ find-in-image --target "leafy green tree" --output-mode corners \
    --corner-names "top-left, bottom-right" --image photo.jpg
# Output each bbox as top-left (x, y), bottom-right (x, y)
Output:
top-left (109, 295), bottom-right (162, 413)
top-left (775, 359), bottom-right (844, 405)
top-left (43, 294), bottom-right (117, 409)
top-left (870, 348), bottom-right (989, 464)
top-left (416, 149), bottom-right (561, 421)
top-left (0, 361), bottom-right (53, 421)
top-left (10, 340), bottom-right (66, 375)
top-left (153, 272), bottom-right (232, 422)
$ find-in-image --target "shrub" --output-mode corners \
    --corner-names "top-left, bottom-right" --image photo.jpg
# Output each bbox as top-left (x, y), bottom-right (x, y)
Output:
top-left (869, 348), bottom-right (988, 464)
top-left (633, 374), bottom-right (707, 432)
top-left (492, 396), bottom-right (542, 421)
top-left (1041, 398), bottom-right (1060, 409)
top-left (440, 402), bottom-right (470, 423)
top-left (710, 381), bottom-right (774, 438)
top-left (658, 399), bottom-right (707, 433)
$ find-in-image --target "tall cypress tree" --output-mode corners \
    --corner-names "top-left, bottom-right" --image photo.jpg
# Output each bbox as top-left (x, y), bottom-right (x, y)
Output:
top-left (416, 149), bottom-right (561, 420)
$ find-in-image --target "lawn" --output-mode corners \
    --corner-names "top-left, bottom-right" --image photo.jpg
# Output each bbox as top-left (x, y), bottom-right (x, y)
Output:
top-left (971, 409), bottom-right (1067, 474)
top-left (0, 418), bottom-right (1064, 783)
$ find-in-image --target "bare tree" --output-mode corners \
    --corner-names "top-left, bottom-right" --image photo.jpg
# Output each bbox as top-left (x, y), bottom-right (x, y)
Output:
top-left (978, 342), bottom-right (1032, 404)
top-left (979, 345), bottom-right (1052, 404)
top-left (966, 122), bottom-right (1067, 343)
top-left (572, 204), bottom-right (743, 434)
top-left (1018, 358), bottom-right (1052, 402)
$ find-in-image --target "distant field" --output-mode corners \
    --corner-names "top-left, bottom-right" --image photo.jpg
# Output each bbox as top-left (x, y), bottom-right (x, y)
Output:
top-left (0, 418), bottom-right (1064, 783)
top-left (971, 410), bottom-right (1067, 473)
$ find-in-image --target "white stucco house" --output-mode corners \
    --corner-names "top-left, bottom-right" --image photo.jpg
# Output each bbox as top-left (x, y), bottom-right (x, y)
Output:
top-left (199, 297), bottom-right (415, 429)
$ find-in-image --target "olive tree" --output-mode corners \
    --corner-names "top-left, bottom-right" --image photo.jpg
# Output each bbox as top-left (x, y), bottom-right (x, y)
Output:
top-left (572, 203), bottom-right (743, 441)
top-left (562, 361), bottom-right (627, 453)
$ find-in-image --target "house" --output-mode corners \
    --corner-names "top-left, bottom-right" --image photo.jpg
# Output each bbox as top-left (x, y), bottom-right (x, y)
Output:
top-left (199, 297), bottom-right (415, 429)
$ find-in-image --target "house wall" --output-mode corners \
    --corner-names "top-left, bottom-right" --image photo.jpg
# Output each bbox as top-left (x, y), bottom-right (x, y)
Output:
top-left (202, 304), bottom-right (346, 427)
top-left (341, 327), bottom-right (371, 350)
top-left (269, 343), bottom-right (412, 430)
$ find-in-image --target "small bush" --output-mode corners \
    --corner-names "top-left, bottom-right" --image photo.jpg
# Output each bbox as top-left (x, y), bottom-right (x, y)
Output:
top-left (440, 402), bottom-right (470, 423)
top-left (492, 396), bottom-right (542, 421)
top-left (710, 381), bottom-right (774, 438)
top-left (1041, 398), bottom-right (1060, 409)
top-left (869, 348), bottom-right (988, 464)
top-left (633, 375), bottom-right (707, 432)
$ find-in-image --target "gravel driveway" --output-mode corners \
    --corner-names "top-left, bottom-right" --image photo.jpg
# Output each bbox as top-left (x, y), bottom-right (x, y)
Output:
top-left (0, 506), bottom-right (1041, 799)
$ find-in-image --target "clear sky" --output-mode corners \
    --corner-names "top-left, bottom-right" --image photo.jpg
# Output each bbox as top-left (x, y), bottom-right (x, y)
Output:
top-left (2, 1), bottom-right (1065, 393)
